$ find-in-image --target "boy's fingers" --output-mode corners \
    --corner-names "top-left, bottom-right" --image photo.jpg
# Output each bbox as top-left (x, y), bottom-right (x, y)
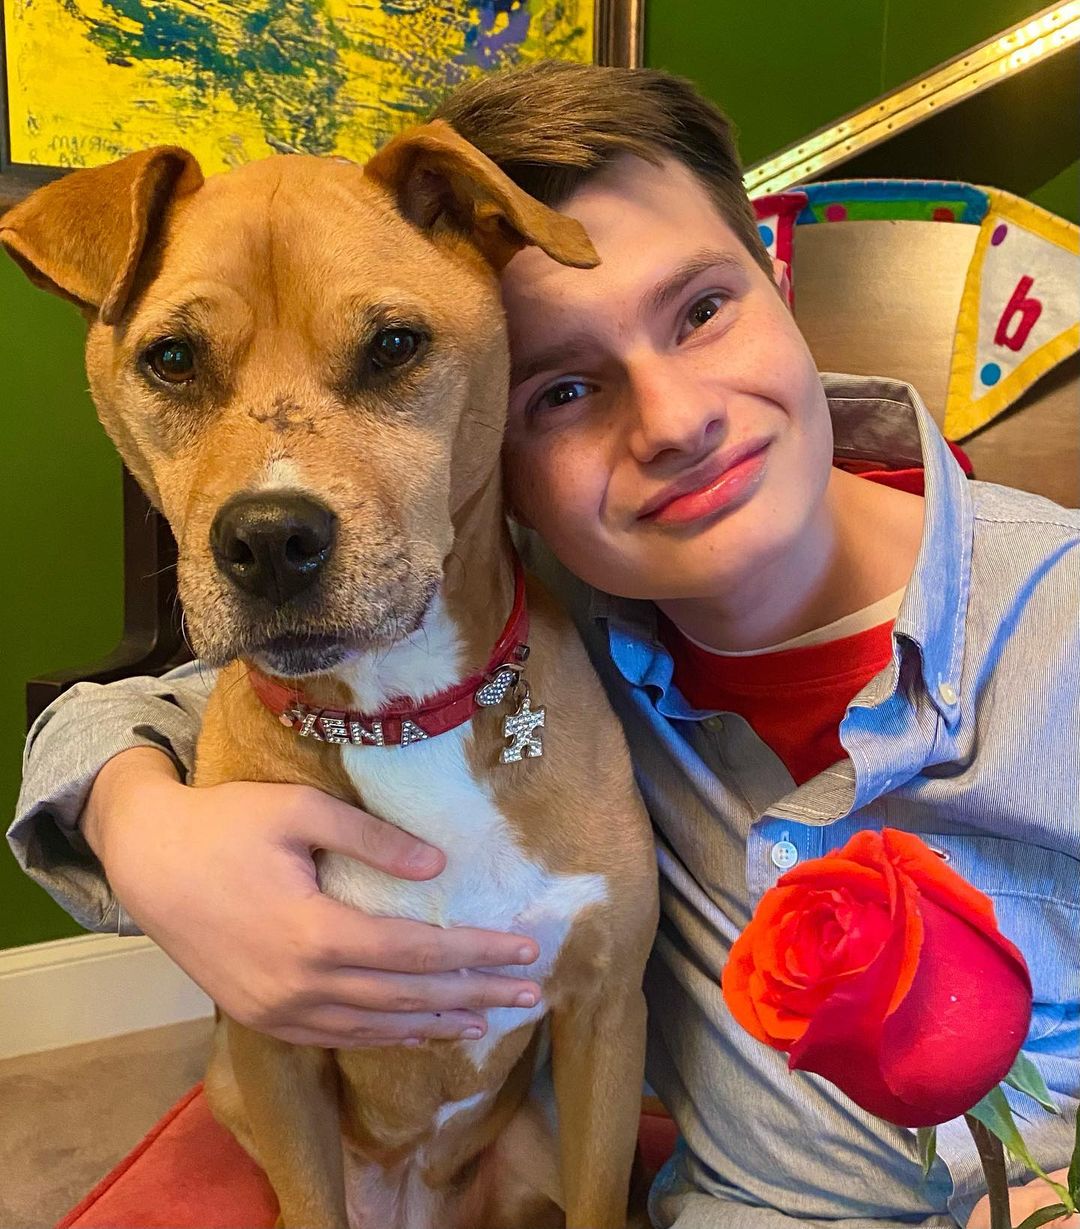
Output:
top-left (286, 791), bottom-right (445, 880)
top-left (313, 904), bottom-right (539, 973)
top-left (326, 969), bottom-right (541, 1014)
top-left (300, 1004), bottom-right (487, 1044)
top-left (342, 1008), bottom-right (487, 1043)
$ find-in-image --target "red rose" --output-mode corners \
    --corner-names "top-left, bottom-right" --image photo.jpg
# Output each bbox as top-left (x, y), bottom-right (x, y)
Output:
top-left (721, 829), bottom-right (1033, 1127)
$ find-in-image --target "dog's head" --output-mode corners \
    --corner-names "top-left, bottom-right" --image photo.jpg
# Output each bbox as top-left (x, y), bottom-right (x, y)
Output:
top-left (0, 126), bottom-right (596, 676)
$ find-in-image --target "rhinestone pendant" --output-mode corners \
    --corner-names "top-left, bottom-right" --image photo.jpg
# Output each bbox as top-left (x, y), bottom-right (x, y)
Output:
top-left (501, 686), bottom-right (545, 764)
top-left (475, 666), bottom-right (519, 707)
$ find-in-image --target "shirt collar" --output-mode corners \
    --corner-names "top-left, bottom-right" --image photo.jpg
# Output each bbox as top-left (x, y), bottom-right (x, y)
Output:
top-left (594, 373), bottom-right (973, 727)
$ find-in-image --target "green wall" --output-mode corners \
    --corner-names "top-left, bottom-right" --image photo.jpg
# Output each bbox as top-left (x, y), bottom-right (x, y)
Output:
top-left (0, 257), bottom-right (124, 947)
top-left (1, 0), bottom-right (1076, 949)
top-left (646, 0), bottom-right (1078, 221)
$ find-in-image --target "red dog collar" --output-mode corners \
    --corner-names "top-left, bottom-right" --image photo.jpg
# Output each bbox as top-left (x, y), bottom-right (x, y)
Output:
top-left (247, 555), bottom-right (531, 748)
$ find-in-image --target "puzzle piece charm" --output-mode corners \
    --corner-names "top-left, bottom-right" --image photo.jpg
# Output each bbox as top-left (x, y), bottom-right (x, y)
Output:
top-left (501, 687), bottom-right (545, 763)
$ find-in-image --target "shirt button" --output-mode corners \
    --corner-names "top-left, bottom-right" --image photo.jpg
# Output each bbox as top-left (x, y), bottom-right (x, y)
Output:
top-left (771, 840), bottom-right (799, 870)
top-left (938, 681), bottom-right (958, 705)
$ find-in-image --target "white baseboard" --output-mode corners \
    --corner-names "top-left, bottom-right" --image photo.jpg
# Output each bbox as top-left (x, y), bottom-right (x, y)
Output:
top-left (0, 932), bottom-right (214, 1060)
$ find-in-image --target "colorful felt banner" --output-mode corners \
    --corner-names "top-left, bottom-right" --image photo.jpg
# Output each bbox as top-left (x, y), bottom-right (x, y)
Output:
top-left (752, 179), bottom-right (1080, 441)
top-left (944, 190), bottom-right (1080, 439)
top-left (751, 192), bottom-right (806, 307)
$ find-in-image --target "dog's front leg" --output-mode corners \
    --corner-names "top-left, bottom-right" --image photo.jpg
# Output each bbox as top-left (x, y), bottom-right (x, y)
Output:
top-left (227, 1019), bottom-right (350, 1229)
top-left (550, 986), bottom-right (648, 1229)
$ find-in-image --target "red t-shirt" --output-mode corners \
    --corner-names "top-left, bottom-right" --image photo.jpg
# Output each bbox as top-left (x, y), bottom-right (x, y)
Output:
top-left (661, 616), bottom-right (894, 786)
top-left (658, 448), bottom-right (974, 786)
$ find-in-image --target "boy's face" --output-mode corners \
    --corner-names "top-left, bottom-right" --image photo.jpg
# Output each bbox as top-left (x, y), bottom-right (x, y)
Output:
top-left (500, 154), bottom-right (834, 600)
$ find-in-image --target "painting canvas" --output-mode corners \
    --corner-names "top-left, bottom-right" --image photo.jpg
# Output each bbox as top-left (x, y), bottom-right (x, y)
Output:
top-left (1, 0), bottom-right (634, 201)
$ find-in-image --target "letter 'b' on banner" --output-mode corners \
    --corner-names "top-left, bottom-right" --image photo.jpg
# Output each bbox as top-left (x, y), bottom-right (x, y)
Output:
top-left (945, 189), bottom-right (1080, 440)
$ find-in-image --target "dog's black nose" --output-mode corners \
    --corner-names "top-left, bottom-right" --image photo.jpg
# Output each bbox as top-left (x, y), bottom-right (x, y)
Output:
top-left (210, 493), bottom-right (337, 605)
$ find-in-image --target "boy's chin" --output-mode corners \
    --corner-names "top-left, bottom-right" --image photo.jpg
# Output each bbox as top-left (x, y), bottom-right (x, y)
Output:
top-left (545, 510), bottom-right (805, 602)
top-left (566, 552), bottom-right (747, 604)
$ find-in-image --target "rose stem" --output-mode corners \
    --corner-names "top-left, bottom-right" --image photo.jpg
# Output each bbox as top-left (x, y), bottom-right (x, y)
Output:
top-left (964, 1114), bottom-right (1012, 1229)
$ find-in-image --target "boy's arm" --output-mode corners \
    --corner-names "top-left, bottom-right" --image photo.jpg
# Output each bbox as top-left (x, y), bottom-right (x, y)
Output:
top-left (7, 662), bottom-right (543, 1047)
top-left (7, 661), bottom-right (216, 933)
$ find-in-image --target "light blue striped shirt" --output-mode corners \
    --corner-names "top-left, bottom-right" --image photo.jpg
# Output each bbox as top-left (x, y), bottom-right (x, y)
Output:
top-left (9, 374), bottom-right (1079, 1226)
top-left (522, 374), bottom-right (1080, 1227)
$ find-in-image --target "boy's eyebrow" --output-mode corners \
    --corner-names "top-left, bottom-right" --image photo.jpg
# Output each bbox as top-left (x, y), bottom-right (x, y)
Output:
top-left (644, 249), bottom-right (746, 319)
top-left (510, 339), bottom-right (599, 390)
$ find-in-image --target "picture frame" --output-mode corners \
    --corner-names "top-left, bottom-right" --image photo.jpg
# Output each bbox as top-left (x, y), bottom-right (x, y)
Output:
top-left (0, 0), bottom-right (643, 208)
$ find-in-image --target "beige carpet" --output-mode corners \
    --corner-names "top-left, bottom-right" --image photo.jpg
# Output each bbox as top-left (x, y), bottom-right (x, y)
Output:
top-left (0, 1017), bottom-right (214, 1229)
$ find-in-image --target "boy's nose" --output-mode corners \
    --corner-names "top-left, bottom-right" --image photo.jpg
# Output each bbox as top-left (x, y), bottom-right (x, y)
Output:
top-left (624, 360), bottom-right (727, 465)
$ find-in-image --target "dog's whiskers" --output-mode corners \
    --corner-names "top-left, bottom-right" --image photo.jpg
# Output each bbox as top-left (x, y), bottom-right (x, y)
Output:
top-left (463, 411), bottom-right (502, 434)
top-left (220, 663), bottom-right (256, 703)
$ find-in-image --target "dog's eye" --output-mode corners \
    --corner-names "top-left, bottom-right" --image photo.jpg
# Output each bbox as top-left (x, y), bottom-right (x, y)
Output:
top-left (144, 338), bottom-right (196, 384)
top-left (369, 327), bottom-right (424, 371)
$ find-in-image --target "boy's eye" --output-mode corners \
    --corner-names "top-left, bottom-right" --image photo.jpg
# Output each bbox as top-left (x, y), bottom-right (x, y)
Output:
top-left (534, 379), bottom-right (594, 413)
top-left (679, 294), bottom-right (728, 340)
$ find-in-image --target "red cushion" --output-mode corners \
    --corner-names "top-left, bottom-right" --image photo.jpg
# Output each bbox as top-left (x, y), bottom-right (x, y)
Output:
top-left (58, 1084), bottom-right (679, 1228)
top-left (58, 1083), bottom-right (277, 1229)
top-left (638, 1110), bottom-right (679, 1175)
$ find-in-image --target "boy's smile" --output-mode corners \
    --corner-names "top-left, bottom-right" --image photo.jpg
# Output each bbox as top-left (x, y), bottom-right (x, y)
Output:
top-left (636, 437), bottom-right (771, 525)
top-left (500, 154), bottom-right (925, 652)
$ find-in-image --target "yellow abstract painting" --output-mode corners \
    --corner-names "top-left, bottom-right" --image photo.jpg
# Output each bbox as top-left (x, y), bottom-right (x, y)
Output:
top-left (3, 0), bottom-right (593, 174)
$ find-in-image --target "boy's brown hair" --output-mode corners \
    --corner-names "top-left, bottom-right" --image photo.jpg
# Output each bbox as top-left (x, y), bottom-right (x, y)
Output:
top-left (432, 60), bottom-right (771, 274)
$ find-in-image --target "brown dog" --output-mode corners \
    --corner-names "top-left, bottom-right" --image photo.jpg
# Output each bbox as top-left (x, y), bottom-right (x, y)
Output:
top-left (2, 126), bottom-right (658, 1229)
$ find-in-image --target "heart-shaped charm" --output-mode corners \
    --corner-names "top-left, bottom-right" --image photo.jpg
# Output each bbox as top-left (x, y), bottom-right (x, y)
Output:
top-left (475, 667), bottom-right (518, 707)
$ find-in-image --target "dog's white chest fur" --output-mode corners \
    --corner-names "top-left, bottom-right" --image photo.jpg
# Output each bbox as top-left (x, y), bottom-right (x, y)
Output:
top-left (318, 728), bottom-right (606, 1062)
top-left (315, 600), bottom-right (607, 1066)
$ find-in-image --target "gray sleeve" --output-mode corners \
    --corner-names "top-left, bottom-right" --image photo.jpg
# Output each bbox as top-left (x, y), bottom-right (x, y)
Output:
top-left (6, 660), bottom-right (218, 935)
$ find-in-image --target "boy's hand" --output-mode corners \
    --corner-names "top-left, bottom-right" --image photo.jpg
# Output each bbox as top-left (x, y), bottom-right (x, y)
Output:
top-left (82, 747), bottom-right (541, 1048)
top-left (967, 1169), bottom-right (1077, 1229)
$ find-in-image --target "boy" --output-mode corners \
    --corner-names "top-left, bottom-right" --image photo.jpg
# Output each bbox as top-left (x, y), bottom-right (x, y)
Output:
top-left (9, 62), bottom-right (1078, 1227)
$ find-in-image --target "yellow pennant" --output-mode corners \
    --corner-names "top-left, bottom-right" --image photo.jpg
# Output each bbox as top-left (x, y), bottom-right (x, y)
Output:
top-left (945, 190), bottom-right (1079, 440)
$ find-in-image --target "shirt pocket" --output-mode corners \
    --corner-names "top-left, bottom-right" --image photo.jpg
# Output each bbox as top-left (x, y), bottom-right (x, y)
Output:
top-left (919, 833), bottom-right (1080, 1044)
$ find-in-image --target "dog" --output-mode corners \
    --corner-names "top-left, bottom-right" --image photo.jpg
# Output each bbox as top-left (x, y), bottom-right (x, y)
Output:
top-left (2, 124), bottom-right (659, 1229)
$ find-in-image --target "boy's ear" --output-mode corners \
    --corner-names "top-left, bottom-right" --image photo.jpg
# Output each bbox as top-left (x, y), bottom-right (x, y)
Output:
top-left (364, 119), bottom-right (599, 272)
top-left (0, 146), bottom-right (203, 324)
top-left (772, 256), bottom-right (793, 307)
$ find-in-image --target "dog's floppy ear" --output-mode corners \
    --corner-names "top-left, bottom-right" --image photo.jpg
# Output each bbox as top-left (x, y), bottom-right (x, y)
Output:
top-left (364, 120), bottom-right (599, 272)
top-left (0, 146), bottom-right (203, 324)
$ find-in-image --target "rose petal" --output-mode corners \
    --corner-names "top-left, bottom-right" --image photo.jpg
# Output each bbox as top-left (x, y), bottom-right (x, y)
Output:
top-left (752, 988), bottom-right (813, 1045)
top-left (722, 925), bottom-right (783, 1047)
top-left (883, 829), bottom-right (1000, 932)
top-left (787, 912), bottom-right (925, 1125)
top-left (881, 829), bottom-right (1031, 997)
top-left (778, 859), bottom-right (887, 896)
top-left (822, 831), bottom-right (891, 874)
top-left (752, 885), bottom-right (821, 937)
top-left (880, 895), bottom-right (1033, 1123)
top-left (885, 857), bottom-right (925, 1016)
top-left (761, 895), bottom-right (894, 1015)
